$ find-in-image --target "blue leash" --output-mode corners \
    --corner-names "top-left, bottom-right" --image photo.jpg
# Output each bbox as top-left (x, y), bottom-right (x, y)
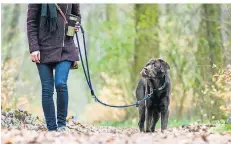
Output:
top-left (75, 25), bottom-right (165, 108)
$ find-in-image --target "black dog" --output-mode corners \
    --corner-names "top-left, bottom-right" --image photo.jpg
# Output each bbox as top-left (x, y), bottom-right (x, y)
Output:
top-left (135, 58), bottom-right (171, 132)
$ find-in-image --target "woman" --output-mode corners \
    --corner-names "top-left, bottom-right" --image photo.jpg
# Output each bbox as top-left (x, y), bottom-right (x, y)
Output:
top-left (27, 4), bottom-right (81, 132)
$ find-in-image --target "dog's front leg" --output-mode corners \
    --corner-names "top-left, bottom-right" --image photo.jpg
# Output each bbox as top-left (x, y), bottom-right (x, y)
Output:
top-left (145, 102), bottom-right (153, 133)
top-left (151, 111), bottom-right (160, 132)
top-left (161, 109), bottom-right (169, 132)
top-left (160, 94), bottom-right (170, 132)
top-left (144, 79), bottom-right (153, 132)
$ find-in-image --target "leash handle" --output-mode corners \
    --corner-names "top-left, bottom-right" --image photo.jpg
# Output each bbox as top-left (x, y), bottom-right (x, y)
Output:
top-left (80, 25), bottom-right (85, 34)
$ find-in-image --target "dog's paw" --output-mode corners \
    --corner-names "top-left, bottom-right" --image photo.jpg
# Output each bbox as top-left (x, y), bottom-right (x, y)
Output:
top-left (144, 129), bottom-right (152, 133)
top-left (161, 129), bottom-right (167, 133)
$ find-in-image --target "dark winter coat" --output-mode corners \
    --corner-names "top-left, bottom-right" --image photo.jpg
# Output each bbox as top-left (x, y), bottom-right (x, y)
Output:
top-left (27, 4), bottom-right (81, 64)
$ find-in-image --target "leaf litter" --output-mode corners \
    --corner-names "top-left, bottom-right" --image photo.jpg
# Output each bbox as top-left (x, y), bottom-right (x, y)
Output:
top-left (1, 109), bottom-right (231, 144)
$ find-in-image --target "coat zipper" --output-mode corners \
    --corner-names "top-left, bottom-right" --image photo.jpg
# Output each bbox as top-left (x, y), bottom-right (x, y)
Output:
top-left (63, 4), bottom-right (68, 47)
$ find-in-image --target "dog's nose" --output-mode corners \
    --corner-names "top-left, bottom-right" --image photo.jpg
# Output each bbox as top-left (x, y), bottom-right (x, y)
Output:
top-left (140, 67), bottom-right (148, 75)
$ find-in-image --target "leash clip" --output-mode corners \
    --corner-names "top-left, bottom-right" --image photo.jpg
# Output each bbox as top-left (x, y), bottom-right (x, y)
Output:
top-left (147, 90), bottom-right (153, 98)
top-left (135, 102), bottom-right (140, 107)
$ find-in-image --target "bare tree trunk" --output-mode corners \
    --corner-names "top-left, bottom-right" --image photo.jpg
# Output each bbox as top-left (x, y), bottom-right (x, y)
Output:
top-left (131, 4), bottom-right (159, 90)
top-left (220, 4), bottom-right (231, 66)
top-left (2, 4), bottom-right (21, 63)
top-left (196, 4), bottom-right (223, 81)
top-left (195, 4), bottom-right (224, 120)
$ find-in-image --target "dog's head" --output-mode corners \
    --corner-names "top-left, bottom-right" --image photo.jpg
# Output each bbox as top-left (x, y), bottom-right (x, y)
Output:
top-left (140, 58), bottom-right (170, 79)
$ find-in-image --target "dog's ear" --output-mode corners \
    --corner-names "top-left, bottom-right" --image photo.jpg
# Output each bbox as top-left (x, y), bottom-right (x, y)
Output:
top-left (158, 59), bottom-right (170, 72)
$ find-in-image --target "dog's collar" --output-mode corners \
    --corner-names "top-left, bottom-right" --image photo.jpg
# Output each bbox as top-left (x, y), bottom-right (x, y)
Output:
top-left (152, 75), bottom-right (167, 91)
top-left (146, 75), bottom-right (167, 98)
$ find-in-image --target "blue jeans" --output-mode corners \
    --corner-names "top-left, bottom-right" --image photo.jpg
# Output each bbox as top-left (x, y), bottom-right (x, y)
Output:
top-left (36, 60), bottom-right (72, 131)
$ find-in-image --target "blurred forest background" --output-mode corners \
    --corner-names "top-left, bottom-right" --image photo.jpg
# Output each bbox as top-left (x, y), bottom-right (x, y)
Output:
top-left (1, 4), bottom-right (231, 128)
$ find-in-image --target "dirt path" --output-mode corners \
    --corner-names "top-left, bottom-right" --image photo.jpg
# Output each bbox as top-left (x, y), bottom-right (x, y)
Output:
top-left (2, 124), bottom-right (231, 144)
top-left (1, 110), bottom-right (231, 144)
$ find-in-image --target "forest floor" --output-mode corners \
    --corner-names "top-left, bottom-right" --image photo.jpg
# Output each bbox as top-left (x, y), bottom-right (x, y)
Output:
top-left (1, 110), bottom-right (231, 144)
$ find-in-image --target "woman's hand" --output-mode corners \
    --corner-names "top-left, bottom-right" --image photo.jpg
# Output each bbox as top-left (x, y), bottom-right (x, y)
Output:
top-left (74, 24), bottom-right (80, 32)
top-left (31, 51), bottom-right (40, 63)
top-left (72, 61), bottom-right (78, 69)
